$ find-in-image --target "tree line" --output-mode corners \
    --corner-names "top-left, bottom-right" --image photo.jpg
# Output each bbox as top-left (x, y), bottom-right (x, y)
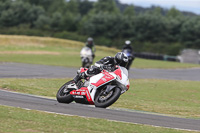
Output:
top-left (0, 0), bottom-right (200, 55)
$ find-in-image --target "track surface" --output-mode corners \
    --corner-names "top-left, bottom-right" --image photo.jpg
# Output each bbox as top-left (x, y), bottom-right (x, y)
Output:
top-left (1, 62), bottom-right (200, 81)
top-left (1, 62), bottom-right (200, 131)
top-left (1, 90), bottom-right (200, 131)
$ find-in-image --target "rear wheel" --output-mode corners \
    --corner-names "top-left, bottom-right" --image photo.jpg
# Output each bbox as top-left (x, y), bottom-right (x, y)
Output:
top-left (94, 87), bottom-right (121, 108)
top-left (56, 80), bottom-right (74, 103)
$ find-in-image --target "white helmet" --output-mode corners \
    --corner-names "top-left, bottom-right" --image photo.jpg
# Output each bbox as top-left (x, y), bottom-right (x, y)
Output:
top-left (87, 37), bottom-right (93, 42)
top-left (125, 40), bottom-right (131, 45)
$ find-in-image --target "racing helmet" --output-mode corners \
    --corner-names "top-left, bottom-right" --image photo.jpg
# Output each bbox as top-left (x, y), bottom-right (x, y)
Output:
top-left (125, 40), bottom-right (131, 45)
top-left (87, 37), bottom-right (93, 45)
top-left (87, 37), bottom-right (93, 42)
top-left (114, 52), bottom-right (128, 67)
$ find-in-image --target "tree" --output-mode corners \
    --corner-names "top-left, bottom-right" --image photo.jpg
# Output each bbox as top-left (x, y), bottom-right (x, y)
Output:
top-left (65, 0), bottom-right (79, 14)
top-left (47, 0), bottom-right (67, 14)
top-left (133, 13), bottom-right (166, 42)
top-left (164, 17), bottom-right (184, 42)
top-left (77, 0), bottom-right (93, 16)
top-left (26, 5), bottom-right (45, 27)
top-left (167, 7), bottom-right (183, 18)
top-left (123, 5), bottom-right (135, 16)
top-left (0, 1), bottom-right (32, 26)
top-left (91, 0), bottom-right (120, 14)
top-left (60, 11), bottom-right (81, 32)
top-left (21, 0), bottom-right (54, 11)
top-left (34, 15), bottom-right (51, 30)
top-left (180, 16), bottom-right (200, 48)
top-left (152, 6), bottom-right (162, 16)
top-left (50, 12), bottom-right (62, 31)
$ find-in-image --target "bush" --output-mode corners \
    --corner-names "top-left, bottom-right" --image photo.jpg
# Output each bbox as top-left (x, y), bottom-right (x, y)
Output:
top-left (52, 31), bottom-right (86, 42)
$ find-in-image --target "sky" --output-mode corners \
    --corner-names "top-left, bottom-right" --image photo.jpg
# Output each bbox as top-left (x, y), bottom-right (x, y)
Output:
top-left (89, 0), bottom-right (200, 15)
top-left (121, 0), bottom-right (200, 15)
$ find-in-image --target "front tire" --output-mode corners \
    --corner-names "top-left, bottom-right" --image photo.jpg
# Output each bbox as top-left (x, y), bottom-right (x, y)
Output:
top-left (94, 87), bottom-right (121, 108)
top-left (56, 80), bottom-right (74, 103)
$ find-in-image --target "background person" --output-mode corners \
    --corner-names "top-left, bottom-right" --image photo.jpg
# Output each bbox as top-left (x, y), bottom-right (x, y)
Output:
top-left (122, 40), bottom-right (135, 70)
top-left (85, 37), bottom-right (96, 58)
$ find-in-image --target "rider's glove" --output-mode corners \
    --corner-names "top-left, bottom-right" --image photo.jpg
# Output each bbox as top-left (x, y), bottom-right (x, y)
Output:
top-left (77, 70), bottom-right (81, 74)
top-left (103, 64), bottom-right (113, 71)
top-left (99, 64), bottom-right (104, 71)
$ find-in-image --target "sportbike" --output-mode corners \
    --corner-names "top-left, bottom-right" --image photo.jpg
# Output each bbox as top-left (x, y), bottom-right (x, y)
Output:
top-left (56, 66), bottom-right (130, 108)
top-left (80, 46), bottom-right (93, 68)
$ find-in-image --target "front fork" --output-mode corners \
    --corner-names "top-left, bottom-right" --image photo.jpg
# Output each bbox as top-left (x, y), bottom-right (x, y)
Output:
top-left (103, 85), bottom-right (116, 95)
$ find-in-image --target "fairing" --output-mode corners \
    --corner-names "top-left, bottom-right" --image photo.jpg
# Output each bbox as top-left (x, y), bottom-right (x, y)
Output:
top-left (70, 66), bottom-right (129, 104)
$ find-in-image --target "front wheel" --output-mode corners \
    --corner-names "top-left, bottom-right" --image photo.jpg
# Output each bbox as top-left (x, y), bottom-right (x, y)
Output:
top-left (56, 80), bottom-right (74, 103)
top-left (94, 87), bottom-right (121, 108)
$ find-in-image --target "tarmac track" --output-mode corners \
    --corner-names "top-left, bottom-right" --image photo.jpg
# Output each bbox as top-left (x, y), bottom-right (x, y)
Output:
top-left (0, 62), bottom-right (200, 131)
top-left (1, 90), bottom-right (200, 131)
top-left (0, 62), bottom-right (200, 81)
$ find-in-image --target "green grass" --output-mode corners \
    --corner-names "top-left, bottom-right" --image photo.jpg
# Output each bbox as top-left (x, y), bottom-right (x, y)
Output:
top-left (0, 78), bottom-right (200, 118)
top-left (0, 35), bottom-right (200, 132)
top-left (0, 35), bottom-right (199, 69)
top-left (132, 58), bottom-right (199, 69)
top-left (115, 79), bottom-right (200, 118)
top-left (0, 105), bottom-right (197, 133)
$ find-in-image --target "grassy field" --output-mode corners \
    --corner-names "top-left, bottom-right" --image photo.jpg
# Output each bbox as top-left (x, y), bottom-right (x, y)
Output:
top-left (0, 35), bottom-right (199, 69)
top-left (1, 106), bottom-right (196, 133)
top-left (0, 78), bottom-right (199, 118)
top-left (0, 35), bottom-right (200, 132)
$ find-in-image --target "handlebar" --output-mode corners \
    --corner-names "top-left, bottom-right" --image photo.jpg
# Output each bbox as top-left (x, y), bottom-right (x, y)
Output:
top-left (102, 64), bottom-right (115, 72)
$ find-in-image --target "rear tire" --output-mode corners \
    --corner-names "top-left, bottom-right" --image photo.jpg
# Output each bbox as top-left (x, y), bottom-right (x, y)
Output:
top-left (94, 87), bottom-right (121, 108)
top-left (56, 80), bottom-right (74, 103)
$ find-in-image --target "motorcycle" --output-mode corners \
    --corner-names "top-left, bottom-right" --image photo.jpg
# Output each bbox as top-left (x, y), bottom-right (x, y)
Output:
top-left (122, 49), bottom-right (135, 70)
top-left (56, 66), bottom-right (130, 108)
top-left (80, 46), bottom-right (93, 68)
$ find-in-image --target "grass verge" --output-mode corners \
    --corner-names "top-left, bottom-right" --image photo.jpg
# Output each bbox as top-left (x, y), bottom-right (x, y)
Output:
top-left (0, 35), bottom-right (199, 69)
top-left (0, 78), bottom-right (199, 118)
top-left (0, 105), bottom-right (197, 133)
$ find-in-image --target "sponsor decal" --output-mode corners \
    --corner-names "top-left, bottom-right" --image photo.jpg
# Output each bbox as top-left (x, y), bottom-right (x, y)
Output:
top-left (75, 95), bottom-right (84, 98)
top-left (114, 68), bottom-right (122, 79)
top-left (70, 87), bottom-right (94, 104)
top-left (70, 91), bottom-right (75, 94)
top-left (126, 80), bottom-right (130, 90)
top-left (102, 78), bottom-right (107, 82)
top-left (81, 92), bottom-right (86, 95)
top-left (89, 84), bottom-right (95, 93)
top-left (91, 72), bottom-right (114, 87)
top-left (86, 89), bottom-right (90, 100)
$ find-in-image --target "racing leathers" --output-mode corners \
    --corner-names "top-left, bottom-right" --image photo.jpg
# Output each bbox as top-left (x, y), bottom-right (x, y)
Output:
top-left (73, 56), bottom-right (116, 83)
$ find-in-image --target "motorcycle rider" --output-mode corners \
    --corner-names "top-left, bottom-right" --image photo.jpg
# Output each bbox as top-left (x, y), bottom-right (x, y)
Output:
top-left (73, 52), bottom-right (129, 83)
top-left (122, 40), bottom-right (135, 70)
top-left (122, 40), bottom-right (133, 51)
top-left (85, 37), bottom-right (96, 58)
